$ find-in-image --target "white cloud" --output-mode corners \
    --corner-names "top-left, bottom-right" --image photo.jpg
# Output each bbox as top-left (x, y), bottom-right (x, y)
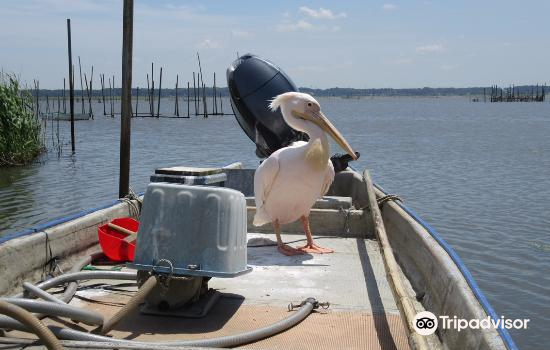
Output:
top-left (231, 30), bottom-right (253, 38)
top-left (195, 39), bottom-right (221, 49)
top-left (415, 44), bottom-right (443, 53)
top-left (299, 6), bottom-right (346, 20)
top-left (382, 4), bottom-right (398, 11)
top-left (277, 20), bottom-right (315, 32)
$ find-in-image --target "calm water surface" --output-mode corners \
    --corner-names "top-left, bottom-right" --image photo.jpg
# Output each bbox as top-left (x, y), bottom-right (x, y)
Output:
top-left (1, 97), bottom-right (549, 349)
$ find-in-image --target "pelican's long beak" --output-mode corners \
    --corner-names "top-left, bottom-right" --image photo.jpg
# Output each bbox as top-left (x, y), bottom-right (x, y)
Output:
top-left (294, 110), bottom-right (357, 160)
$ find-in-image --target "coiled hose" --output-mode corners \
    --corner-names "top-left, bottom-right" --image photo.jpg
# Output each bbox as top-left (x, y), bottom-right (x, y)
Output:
top-left (0, 298), bottom-right (103, 326)
top-left (0, 300), bottom-right (63, 350)
top-left (0, 271), bottom-right (136, 332)
top-left (1, 267), bottom-right (318, 349)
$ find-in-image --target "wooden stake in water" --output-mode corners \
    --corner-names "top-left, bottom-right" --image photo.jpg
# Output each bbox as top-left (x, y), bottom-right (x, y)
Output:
top-left (202, 83), bottom-right (207, 118)
top-left (78, 56), bottom-right (85, 114)
top-left (66, 18), bottom-right (75, 153)
top-left (174, 74), bottom-right (179, 116)
top-left (187, 81), bottom-right (190, 118)
top-left (119, 0), bottom-right (134, 198)
top-left (100, 74), bottom-right (106, 115)
top-left (157, 67), bottom-right (162, 117)
top-left (63, 78), bottom-right (66, 113)
top-left (150, 63), bottom-right (155, 116)
top-left (108, 77), bottom-right (113, 117)
top-left (135, 87), bottom-right (139, 116)
top-left (112, 75), bottom-right (116, 116)
top-left (193, 72), bottom-right (197, 115)
top-left (212, 72), bottom-right (216, 115)
top-left (88, 66), bottom-right (94, 119)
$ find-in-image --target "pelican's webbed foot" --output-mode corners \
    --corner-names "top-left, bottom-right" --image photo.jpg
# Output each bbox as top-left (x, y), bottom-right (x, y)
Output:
top-left (297, 243), bottom-right (334, 254)
top-left (278, 243), bottom-right (305, 256)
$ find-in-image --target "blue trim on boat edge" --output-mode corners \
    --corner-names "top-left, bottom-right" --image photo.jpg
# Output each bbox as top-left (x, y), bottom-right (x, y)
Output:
top-left (374, 182), bottom-right (518, 350)
top-left (0, 193), bottom-right (144, 245)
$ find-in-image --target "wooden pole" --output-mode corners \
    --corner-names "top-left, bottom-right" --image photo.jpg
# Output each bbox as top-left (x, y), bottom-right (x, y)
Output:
top-left (66, 18), bottom-right (75, 153)
top-left (157, 67), bottom-right (162, 117)
top-left (150, 63), bottom-right (154, 116)
top-left (175, 74), bottom-right (179, 116)
top-left (63, 78), bottom-right (66, 113)
top-left (78, 56), bottom-right (85, 114)
top-left (363, 170), bottom-right (430, 350)
top-left (197, 52), bottom-right (204, 87)
top-left (202, 83), bottom-right (207, 118)
top-left (119, 0), bottom-right (133, 198)
top-left (213, 72), bottom-right (217, 115)
top-left (219, 92), bottom-right (223, 115)
top-left (135, 87), bottom-right (139, 116)
top-left (113, 75), bottom-right (116, 113)
top-left (187, 81), bottom-right (190, 118)
top-left (84, 73), bottom-right (91, 117)
top-left (100, 74), bottom-right (106, 115)
top-left (33, 80), bottom-right (39, 118)
top-left (109, 77), bottom-right (113, 117)
top-left (193, 72), bottom-right (198, 115)
top-left (89, 66), bottom-right (94, 119)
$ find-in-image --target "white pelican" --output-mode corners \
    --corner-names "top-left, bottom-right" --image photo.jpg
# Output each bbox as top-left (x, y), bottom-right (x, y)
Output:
top-left (253, 92), bottom-right (357, 255)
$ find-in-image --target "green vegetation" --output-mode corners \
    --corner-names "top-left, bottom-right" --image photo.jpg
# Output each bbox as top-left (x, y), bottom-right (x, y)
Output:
top-left (0, 73), bottom-right (43, 166)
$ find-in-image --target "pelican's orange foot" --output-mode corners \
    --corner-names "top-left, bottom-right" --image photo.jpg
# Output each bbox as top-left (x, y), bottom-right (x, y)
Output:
top-left (297, 243), bottom-right (334, 254)
top-left (278, 244), bottom-right (305, 256)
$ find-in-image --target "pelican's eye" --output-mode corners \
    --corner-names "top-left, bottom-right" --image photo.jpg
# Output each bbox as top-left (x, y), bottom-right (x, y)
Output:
top-left (307, 102), bottom-right (312, 107)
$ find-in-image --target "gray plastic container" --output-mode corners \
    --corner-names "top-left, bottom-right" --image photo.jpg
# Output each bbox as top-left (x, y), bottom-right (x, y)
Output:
top-left (129, 183), bottom-right (251, 277)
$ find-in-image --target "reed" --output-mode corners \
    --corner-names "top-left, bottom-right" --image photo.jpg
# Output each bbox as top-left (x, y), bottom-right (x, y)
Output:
top-left (0, 73), bottom-right (43, 166)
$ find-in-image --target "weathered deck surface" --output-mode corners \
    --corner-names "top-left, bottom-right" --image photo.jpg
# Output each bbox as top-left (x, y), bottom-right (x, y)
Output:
top-left (4, 233), bottom-right (410, 350)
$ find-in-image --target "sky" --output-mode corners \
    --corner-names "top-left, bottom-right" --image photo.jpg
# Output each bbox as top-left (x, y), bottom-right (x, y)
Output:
top-left (1, 0), bottom-right (549, 89)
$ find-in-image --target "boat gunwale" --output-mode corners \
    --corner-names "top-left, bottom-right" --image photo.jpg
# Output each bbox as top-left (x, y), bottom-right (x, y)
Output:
top-left (374, 182), bottom-right (518, 350)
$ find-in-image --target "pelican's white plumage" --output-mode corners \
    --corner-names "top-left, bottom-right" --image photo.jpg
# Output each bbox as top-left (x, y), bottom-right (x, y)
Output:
top-left (253, 140), bottom-right (335, 226)
top-left (253, 92), bottom-right (356, 255)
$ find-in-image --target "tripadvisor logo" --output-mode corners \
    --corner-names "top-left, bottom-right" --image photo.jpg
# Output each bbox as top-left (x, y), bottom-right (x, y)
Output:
top-left (413, 311), bottom-right (530, 336)
top-left (413, 311), bottom-right (438, 335)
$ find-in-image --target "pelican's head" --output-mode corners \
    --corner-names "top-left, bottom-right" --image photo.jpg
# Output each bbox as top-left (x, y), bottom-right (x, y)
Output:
top-left (269, 92), bottom-right (357, 160)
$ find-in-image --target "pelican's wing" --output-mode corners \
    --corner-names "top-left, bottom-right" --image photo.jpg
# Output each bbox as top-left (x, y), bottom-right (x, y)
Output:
top-left (254, 156), bottom-right (280, 209)
top-left (321, 161), bottom-right (335, 196)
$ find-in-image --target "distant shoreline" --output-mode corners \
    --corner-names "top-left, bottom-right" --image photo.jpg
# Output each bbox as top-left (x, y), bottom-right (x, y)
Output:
top-left (27, 85), bottom-right (546, 99)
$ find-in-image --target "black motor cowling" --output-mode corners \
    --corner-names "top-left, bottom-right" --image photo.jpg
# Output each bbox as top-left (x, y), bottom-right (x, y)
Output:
top-left (226, 54), bottom-right (307, 158)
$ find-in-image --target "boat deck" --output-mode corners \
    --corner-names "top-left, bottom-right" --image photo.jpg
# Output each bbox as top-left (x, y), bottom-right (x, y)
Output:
top-left (4, 233), bottom-right (409, 350)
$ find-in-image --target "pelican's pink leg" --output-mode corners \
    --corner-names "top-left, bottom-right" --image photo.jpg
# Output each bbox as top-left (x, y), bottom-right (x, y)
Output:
top-left (273, 219), bottom-right (304, 256)
top-left (297, 216), bottom-right (334, 254)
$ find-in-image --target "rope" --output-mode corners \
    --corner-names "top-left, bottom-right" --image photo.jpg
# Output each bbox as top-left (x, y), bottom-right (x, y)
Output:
top-left (339, 207), bottom-right (352, 235)
top-left (118, 186), bottom-right (142, 218)
top-left (376, 194), bottom-right (402, 209)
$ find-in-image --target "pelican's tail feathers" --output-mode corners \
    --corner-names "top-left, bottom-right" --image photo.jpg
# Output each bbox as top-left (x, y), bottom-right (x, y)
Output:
top-left (253, 206), bottom-right (271, 227)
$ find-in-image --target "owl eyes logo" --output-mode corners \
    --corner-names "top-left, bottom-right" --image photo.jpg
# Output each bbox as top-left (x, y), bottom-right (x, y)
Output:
top-left (413, 311), bottom-right (438, 335)
top-left (416, 317), bottom-right (436, 329)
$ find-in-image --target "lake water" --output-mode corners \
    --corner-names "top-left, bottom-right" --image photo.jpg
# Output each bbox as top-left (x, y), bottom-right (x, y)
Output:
top-left (1, 96), bottom-right (549, 349)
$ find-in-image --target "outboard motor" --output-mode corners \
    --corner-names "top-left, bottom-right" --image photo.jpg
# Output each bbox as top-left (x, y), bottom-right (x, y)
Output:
top-left (227, 54), bottom-right (307, 158)
top-left (227, 54), bottom-right (358, 170)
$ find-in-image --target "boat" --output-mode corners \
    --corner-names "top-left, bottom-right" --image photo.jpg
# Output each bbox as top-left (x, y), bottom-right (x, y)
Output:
top-left (0, 163), bottom-right (517, 350)
top-left (0, 55), bottom-right (517, 349)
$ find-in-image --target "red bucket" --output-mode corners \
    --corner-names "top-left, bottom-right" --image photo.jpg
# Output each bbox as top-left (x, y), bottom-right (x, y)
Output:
top-left (98, 218), bottom-right (139, 262)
